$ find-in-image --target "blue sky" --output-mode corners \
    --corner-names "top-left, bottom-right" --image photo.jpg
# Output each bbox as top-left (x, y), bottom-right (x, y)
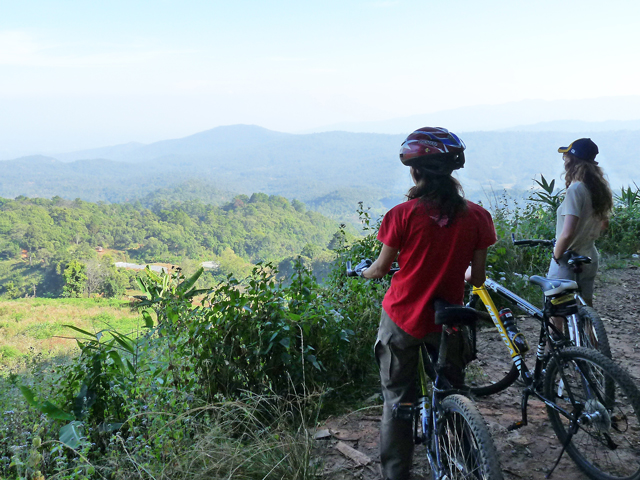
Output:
top-left (2, 0), bottom-right (640, 154)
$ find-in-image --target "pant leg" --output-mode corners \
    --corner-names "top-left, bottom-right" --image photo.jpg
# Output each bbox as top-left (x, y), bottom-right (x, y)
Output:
top-left (577, 248), bottom-right (598, 304)
top-left (375, 309), bottom-right (423, 480)
top-left (547, 251), bottom-right (598, 304)
top-left (547, 257), bottom-right (576, 281)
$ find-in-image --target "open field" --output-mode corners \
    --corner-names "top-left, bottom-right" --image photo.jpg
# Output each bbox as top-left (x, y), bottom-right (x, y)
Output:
top-left (0, 297), bottom-right (142, 367)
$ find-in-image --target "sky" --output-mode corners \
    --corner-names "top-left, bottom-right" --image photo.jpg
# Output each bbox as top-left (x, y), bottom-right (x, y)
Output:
top-left (2, 0), bottom-right (640, 155)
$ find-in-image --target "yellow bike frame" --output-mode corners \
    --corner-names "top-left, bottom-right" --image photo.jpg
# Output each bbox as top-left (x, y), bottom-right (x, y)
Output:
top-left (471, 283), bottom-right (528, 372)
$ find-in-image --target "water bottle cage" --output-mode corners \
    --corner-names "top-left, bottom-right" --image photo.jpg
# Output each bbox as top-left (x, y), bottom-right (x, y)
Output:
top-left (392, 403), bottom-right (416, 421)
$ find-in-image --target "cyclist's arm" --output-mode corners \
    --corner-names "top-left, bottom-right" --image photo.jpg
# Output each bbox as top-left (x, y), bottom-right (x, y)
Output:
top-left (553, 214), bottom-right (579, 261)
top-left (465, 248), bottom-right (488, 287)
top-left (362, 244), bottom-right (397, 279)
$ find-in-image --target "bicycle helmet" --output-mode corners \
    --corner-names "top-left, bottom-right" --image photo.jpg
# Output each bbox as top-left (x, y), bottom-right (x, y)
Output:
top-left (399, 127), bottom-right (466, 173)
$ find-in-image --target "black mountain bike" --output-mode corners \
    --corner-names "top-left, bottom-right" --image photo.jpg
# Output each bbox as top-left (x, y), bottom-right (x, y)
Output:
top-left (465, 236), bottom-right (611, 397)
top-left (461, 261), bottom-right (640, 479)
top-left (347, 261), bottom-right (503, 480)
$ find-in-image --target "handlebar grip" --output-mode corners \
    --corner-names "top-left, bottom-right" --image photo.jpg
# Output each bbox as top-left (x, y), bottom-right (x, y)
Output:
top-left (345, 261), bottom-right (357, 277)
top-left (513, 239), bottom-right (555, 247)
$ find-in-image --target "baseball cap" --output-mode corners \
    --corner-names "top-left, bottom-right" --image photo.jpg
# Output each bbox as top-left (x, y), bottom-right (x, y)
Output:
top-left (558, 138), bottom-right (599, 162)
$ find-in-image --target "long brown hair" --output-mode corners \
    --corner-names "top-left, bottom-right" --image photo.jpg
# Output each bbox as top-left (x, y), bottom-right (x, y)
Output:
top-left (564, 153), bottom-right (613, 218)
top-left (407, 165), bottom-right (467, 224)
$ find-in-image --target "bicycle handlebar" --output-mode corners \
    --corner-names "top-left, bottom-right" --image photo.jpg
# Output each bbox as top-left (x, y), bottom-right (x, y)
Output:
top-left (345, 260), bottom-right (357, 277)
top-left (511, 233), bottom-right (554, 247)
top-left (346, 260), bottom-right (399, 277)
top-left (510, 234), bottom-right (591, 269)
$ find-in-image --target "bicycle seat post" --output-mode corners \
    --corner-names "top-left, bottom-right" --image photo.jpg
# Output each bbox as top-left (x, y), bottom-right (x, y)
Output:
top-left (435, 327), bottom-right (449, 386)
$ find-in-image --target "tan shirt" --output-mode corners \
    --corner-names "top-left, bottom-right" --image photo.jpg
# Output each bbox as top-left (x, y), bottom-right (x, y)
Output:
top-left (555, 181), bottom-right (601, 256)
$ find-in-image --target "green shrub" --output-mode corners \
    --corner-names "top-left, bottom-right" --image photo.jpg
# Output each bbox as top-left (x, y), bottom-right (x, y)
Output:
top-left (0, 345), bottom-right (20, 358)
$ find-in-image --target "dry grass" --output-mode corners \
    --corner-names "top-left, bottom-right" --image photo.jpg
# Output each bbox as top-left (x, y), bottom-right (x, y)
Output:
top-left (0, 297), bottom-right (141, 366)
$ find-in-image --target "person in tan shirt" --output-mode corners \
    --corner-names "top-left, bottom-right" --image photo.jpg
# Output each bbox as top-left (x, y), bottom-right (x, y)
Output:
top-left (548, 138), bottom-right (613, 305)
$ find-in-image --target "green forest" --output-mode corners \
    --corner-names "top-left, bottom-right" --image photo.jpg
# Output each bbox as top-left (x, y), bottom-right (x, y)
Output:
top-left (0, 193), bottom-right (341, 299)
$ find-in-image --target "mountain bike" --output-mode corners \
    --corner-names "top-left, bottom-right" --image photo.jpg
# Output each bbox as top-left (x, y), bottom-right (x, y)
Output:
top-left (346, 261), bottom-right (503, 480)
top-left (465, 237), bottom-right (611, 397)
top-left (459, 265), bottom-right (640, 479)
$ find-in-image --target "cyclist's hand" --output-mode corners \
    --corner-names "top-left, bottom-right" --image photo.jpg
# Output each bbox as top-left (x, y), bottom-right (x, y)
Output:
top-left (554, 249), bottom-right (573, 265)
top-left (352, 258), bottom-right (372, 277)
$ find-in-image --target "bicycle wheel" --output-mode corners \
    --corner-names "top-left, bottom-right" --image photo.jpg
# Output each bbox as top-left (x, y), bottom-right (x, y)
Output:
top-left (435, 394), bottom-right (504, 480)
top-left (466, 323), bottom-right (519, 396)
top-left (544, 347), bottom-right (640, 480)
top-left (576, 305), bottom-right (612, 358)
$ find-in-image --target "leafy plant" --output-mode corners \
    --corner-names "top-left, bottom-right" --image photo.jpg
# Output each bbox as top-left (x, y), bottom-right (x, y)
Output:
top-left (614, 182), bottom-right (640, 208)
top-left (529, 174), bottom-right (565, 212)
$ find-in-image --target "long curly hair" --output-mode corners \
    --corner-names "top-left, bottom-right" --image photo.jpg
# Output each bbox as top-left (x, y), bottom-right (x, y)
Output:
top-left (564, 153), bottom-right (613, 218)
top-left (406, 164), bottom-right (467, 224)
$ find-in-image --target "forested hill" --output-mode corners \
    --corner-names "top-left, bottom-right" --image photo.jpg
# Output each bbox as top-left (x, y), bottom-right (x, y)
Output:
top-left (0, 193), bottom-right (341, 298)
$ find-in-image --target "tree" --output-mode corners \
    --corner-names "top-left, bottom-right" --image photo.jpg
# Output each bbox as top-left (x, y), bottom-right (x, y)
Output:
top-left (63, 260), bottom-right (87, 298)
top-left (101, 269), bottom-right (128, 298)
top-left (1, 281), bottom-right (21, 299)
top-left (85, 259), bottom-right (108, 297)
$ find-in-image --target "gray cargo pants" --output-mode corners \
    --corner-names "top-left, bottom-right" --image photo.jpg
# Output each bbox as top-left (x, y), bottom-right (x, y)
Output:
top-left (547, 247), bottom-right (599, 304)
top-left (374, 309), bottom-right (464, 480)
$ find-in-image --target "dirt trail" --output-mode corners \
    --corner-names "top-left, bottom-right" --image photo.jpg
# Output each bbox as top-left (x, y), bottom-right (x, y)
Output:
top-left (314, 265), bottom-right (640, 479)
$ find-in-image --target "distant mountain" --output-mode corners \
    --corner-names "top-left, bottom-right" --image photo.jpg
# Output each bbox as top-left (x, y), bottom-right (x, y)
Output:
top-left (54, 125), bottom-right (292, 163)
top-left (55, 142), bottom-right (145, 162)
top-left (2, 126), bottom-right (638, 221)
top-left (303, 96), bottom-right (640, 134)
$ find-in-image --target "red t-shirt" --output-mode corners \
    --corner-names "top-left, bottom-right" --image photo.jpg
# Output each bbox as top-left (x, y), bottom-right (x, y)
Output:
top-left (378, 199), bottom-right (496, 338)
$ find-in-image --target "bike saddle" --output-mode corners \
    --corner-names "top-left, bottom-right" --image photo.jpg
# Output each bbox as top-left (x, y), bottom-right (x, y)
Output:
top-left (434, 299), bottom-right (478, 326)
top-left (529, 275), bottom-right (578, 296)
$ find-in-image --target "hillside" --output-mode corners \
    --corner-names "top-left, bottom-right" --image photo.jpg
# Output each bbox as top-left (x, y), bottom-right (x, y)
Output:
top-left (0, 194), bottom-right (340, 298)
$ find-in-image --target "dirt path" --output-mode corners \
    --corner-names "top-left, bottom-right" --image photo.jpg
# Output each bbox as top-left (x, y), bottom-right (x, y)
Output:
top-left (314, 265), bottom-right (640, 479)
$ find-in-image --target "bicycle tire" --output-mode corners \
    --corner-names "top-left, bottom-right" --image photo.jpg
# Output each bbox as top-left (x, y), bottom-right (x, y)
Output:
top-left (577, 305), bottom-right (612, 359)
top-left (435, 394), bottom-right (504, 480)
top-left (543, 347), bottom-right (640, 480)
top-left (467, 323), bottom-right (520, 396)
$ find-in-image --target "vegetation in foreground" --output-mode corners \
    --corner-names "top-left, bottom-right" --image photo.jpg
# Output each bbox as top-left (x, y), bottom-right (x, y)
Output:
top-left (1, 179), bottom-right (639, 480)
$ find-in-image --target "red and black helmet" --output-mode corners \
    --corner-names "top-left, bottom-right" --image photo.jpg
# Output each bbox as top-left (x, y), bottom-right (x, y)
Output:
top-left (399, 127), bottom-right (466, 172)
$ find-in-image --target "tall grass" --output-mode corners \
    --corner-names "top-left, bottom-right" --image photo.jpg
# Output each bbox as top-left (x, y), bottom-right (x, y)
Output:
top-left (0, 298), bottom-right (140, 367)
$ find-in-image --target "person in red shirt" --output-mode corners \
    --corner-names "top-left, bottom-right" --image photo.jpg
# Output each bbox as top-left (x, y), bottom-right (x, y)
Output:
top-left (360, 127), bottom-right (497, 480)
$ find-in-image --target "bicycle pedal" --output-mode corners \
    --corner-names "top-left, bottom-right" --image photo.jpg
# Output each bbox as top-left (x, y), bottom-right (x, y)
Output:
top-left (507, 421), bottom-right (525, 431)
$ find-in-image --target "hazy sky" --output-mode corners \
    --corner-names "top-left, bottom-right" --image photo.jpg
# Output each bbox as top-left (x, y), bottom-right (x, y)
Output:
top-left (2, 0), bottom-right (640, 154)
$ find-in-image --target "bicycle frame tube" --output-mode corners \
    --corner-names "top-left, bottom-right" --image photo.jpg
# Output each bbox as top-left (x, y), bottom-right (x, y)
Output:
top-left (471, 283), bottom-right (527, 364)
top-left (417, 348), bottom-right (443, 474)
top-left (483, 278), bottom-right (544, 318)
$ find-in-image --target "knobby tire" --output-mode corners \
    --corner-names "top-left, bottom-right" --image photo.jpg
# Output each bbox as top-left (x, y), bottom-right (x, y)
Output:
top-left (544, 347), bottom-right (640, 480)
top-left (435, 394), bottom-right (504, 480)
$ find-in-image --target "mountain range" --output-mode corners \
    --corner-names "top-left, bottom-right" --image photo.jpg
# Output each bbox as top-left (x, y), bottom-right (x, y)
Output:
top-left (2, 124), bottom-right (638, 223)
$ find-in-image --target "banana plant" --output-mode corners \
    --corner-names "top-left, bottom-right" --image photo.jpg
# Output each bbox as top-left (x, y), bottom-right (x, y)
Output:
top-left (614, 183), bottom-right (640, 207)
top-left (530, 174), bottom-right (565, 211)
